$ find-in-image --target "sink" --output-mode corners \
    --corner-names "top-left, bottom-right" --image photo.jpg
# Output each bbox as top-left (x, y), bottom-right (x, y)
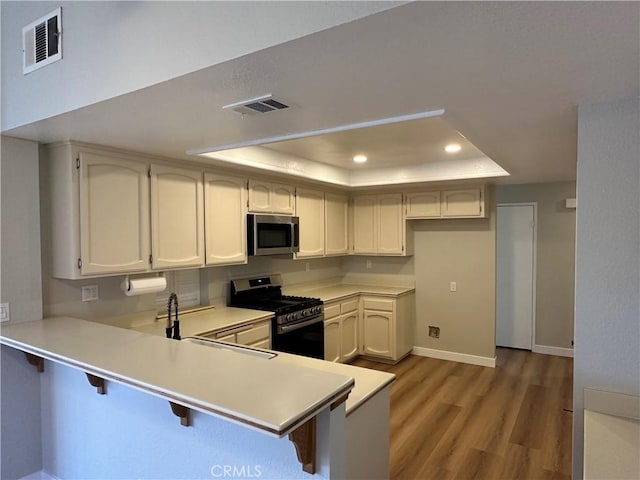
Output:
top-left (182, 336), bottom-right (277, 359)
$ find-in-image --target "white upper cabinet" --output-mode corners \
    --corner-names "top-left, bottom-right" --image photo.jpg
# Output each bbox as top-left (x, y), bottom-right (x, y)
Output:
top-left (204, 173), bottom-right (247, 266)
top-left (46, 144), bottom-right (151, 279)
top-left (150, 164), bottom-right (204, 269)
top-left (248, 180), bottom-right (295, 214)
top-left (296, 188), bottom-right (325, 258)
top-left (441, 188), bottom-right (484, 217)
top-left (353, 193), bottom-right (408, 255)
top-left (405, 191), bottom-right (441, 218)
top-left (406, 187), bottom-right (485, 219)
top-left (352, 195), bottom-right (378, 254)
top-left (325, 192), bottom-right (349, 256)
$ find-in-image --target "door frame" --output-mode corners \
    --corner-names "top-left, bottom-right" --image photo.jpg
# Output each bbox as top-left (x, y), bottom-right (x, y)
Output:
top-left (496, 202), bottom-right (538, 350)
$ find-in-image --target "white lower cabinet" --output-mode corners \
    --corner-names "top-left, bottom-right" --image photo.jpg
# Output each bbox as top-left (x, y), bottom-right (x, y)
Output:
top-left (207, 320), bottom-right (271, 349)
top-left (360, 293), bottom-right (415, 362)
top-left (323, 297), bottom-right (359, 363)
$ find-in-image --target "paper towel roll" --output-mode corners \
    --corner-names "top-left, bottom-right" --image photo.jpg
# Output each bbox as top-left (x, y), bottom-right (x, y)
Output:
top-left (121, 276), bottom-right (167, 296)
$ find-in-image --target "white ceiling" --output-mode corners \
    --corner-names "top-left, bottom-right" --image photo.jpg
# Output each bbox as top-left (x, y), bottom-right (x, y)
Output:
top-left (4, 2), bottom-right (639, 186)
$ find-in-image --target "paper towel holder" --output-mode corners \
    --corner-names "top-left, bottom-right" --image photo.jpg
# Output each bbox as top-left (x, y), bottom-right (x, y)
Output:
top-left (121, 273), bottom-right (166, 296)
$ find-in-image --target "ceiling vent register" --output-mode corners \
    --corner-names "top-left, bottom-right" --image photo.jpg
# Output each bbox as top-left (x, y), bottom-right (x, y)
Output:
top-left (223, 94), bottom-right (290, 115)
top-left (23, 8), bottom-right (62, 74)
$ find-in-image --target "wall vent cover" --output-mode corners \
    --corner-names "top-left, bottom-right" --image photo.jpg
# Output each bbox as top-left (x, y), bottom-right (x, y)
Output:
top-left (23, 7), bottom-right (62, 75)
top-left (223, 94), bottom-right (291, 115)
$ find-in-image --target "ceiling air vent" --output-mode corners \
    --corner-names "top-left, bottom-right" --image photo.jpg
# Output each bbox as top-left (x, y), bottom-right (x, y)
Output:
top-left (23, 8), bottom-right (62, 75)
top-left (223, 94), bottom-right (291, 115)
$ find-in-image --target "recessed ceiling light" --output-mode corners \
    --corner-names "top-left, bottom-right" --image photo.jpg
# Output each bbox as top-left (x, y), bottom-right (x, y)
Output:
top-left (353, 155), bottom-right (368, 164)
top-left (444, 143), bottom-right (461, 153)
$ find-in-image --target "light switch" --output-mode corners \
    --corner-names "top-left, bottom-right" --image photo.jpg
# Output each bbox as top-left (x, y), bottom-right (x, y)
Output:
top-left (82, 285), bottom-right (99, 302)
top-left (0, 303), bottom-right (10, 322)
top-left (449, 281), bottom-right (457, 292)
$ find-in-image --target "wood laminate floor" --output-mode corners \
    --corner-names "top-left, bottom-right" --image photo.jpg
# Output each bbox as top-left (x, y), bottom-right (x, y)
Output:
top-left (352, 348), bottom-right (573, 480)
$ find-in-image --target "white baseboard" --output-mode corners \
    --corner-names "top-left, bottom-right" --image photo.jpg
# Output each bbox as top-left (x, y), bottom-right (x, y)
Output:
top-left (19, 470), bottom-right (58, 480)
top-left (533, 344), bottom-right (574, 357)
top-left (412, 346), bottom-right (496, 368)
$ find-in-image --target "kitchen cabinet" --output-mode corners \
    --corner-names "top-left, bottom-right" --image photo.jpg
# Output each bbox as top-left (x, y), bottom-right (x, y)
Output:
top-left (248, 180), bottom-right (295, 214)
top-left (441, 188), bottom-right (484, 217)
top-left (207, 320), bottom-right (271, 349)
top-left (405, 191), bottom-right (441, 218)
top-left (204, 173), bottom-right (247, 266)
top-left (296, 188), bottom-right (325, 258)
top-left (45, 144), bottom-right (151, 279)
top-left (150, 164), bottom-right (205, 269)
top-left (360, 293), bottom-right (415, 362)
top-left (323, 296), bottom-right (359, 363)
top-left (352, 193), bottom-right (410, 255)
top-left (406, 187), bottom-right (485, 219)
top-left (325, 192), bottom-right (349, 256)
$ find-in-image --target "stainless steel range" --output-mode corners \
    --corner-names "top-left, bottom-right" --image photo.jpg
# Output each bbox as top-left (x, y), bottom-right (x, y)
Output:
top-left (229, 274), bottom-right (324, 359)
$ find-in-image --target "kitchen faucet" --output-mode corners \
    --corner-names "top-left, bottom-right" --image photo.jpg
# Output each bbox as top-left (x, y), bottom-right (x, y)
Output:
top-left (166, 293), bottom-right (180, 340)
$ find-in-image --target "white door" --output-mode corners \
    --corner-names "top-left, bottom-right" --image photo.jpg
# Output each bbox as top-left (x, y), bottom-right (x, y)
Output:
top-left (496, 204), bottom-right (536, 349)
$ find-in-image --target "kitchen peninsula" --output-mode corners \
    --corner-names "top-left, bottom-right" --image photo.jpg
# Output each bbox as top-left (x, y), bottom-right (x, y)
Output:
top-left (0, 313), bottom-right (394, 479)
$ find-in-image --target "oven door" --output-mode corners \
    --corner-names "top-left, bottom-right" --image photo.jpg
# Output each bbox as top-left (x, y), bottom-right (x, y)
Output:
top-left (271, 315), bottom-right (324, 359)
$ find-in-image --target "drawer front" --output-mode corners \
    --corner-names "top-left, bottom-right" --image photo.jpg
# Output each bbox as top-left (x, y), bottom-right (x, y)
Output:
top-left (236, 322), bottom-right (271, 345)
top-left (324, 303), bottom-right (341, 320)
top-left (216, 332), bottom-right (236, 342)
top-left (362, 297), bottom-right (394, 312)
top-left (249, 338), bottom-right (271, 350)
top-left (341, 298), bottom-right (359, 314)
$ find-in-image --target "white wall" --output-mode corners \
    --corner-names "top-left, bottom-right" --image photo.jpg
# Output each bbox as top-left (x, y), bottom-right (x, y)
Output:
top-left (1, 137), bottom-right (43, 323)
top-left (573, 97), bottom-right (640, 478)
top-left (1, 1), bottom-right (401, 130)
top-left (0, 136), bottom-right (43, 479)
top-left (38, 360), bottom-right (336, 479)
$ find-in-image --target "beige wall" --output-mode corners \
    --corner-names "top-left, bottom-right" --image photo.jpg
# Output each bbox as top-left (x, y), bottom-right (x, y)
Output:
top-left (1, 136), bottom-right (42, 323)
top-left (411, 187), bottom-right (496, 359)
top-left (496, 181), bottom-right (576, 348)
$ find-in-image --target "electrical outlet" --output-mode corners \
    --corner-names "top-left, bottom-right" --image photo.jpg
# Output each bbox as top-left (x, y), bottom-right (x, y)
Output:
top-left (449, 281), bottom-right (457, 292)
top-left (82, 285), bottom-right (99, 302)
top-left (0, 303), bottom-right (10, 322)
top-left (366, 260), bottom-right (372, 269)
top-left (428, 326), bottom-right (440, 338)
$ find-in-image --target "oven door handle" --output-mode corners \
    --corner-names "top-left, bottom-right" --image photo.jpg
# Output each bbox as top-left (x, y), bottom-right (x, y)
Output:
top-left (277, 316), bottom-right (323, 334)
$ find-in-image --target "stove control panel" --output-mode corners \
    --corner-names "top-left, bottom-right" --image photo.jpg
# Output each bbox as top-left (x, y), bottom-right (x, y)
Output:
top-left (276, 305), bottom-right (324, 325)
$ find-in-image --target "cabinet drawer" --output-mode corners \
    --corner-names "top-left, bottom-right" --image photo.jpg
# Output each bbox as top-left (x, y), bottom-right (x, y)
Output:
top-left (248, 338), bottom-right (271, 350)
top-left (362, 298), bottom-right (394, 312)
top-left (236, 322), bottom-right (271, 345)
top-left (324, 303), bottom-right (341, 320)
top-left (216, 332), bottom-right (236, 342)
top-left (341, 298), bottom-right (359, 314)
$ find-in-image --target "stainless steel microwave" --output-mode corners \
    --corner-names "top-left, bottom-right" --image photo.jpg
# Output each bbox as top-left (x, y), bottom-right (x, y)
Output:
top-left (247, 214), bottom-right (300, 256)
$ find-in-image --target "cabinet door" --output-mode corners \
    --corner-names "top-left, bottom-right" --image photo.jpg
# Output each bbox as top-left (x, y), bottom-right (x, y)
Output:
top-left (378, 193), bottom-right (404, 255)
top-left (362, 310), bottom-right (394, 358)
top-left (204, 173), bottom-right (247, 265)
top-left (79, 152), bottom-right (150, 275)
top-left (325, 192), bottom-right (349, 256)
top-left (352, 195), bottom-right (377, 254)
top-left (150, 164), bottom-right (204, 269)
top-left (271, 183), bottom-right (295, 214)
top-left (296, 188), bottom-right (325, 258)
top-left (324, 318), bottom-right (341, 362)
top-left (442, 188), bottom-right (483, 217)
top-left (406, 191), bottom-right (441, 218)
top-left (248, 179), bottom-right (272, 213)
top-left (340, 312), bottom-right (359, 362)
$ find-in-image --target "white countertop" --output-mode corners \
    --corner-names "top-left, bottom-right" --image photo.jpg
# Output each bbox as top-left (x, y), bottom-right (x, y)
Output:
top-left (132, 306), bottom-right (273, 338)
top-left (0, 317), bottom-right (354, 437)
top-left (284, 282), bottom-right (415, 303)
